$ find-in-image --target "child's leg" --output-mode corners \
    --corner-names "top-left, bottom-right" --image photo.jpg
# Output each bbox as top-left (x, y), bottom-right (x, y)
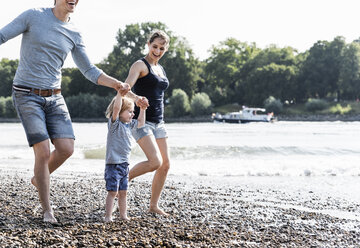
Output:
top-left (105, 191), bottom-right (117, 222)
top-left (118, 190), bottom-right (129, 220)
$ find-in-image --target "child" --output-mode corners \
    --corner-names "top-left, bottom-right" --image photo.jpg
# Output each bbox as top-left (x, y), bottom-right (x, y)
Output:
top-left (104, 91), bottom-right (146, 222)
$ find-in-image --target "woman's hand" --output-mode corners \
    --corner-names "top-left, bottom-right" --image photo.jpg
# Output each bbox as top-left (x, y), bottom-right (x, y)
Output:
top-left (136, 96), bottom-right (149, 109)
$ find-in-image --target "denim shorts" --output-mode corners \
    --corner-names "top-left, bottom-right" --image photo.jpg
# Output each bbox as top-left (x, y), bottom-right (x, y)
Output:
top-left (131, 121), bottom-right (168, 142)
top-left (104, 162), bottom-right (129, 191)
top-left (12, 90), bottom-right (75, 147)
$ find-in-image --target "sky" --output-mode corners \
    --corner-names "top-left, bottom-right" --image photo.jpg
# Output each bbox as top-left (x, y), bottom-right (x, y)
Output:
top-left (1, 0), bottom-right (360, 68)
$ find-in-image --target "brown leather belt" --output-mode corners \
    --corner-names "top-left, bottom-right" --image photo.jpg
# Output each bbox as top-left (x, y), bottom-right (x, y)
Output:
top-left (13, 85), bottom-right (61, 97)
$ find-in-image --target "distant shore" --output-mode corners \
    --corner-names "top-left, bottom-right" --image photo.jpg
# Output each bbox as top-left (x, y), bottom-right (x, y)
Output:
top-left (2, 114), bottom-right (360, 123)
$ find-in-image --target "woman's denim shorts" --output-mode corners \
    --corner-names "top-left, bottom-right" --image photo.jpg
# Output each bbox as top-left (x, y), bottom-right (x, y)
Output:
top-left (12, 90), bottom-right (75, 147)
top-left (131, 121), bottom-right (168, 142)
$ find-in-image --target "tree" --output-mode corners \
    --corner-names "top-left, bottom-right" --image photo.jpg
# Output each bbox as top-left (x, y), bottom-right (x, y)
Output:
top-left (338, 42), bottom-right (360, 100)
top-left (204, 38), bottom-right (259, 106)
top-left (239, 46), bottom-right (299, 105)
top-left (299, 36), bottom-right (346, 99)
top-left (0, 58), bottom-right (18, 97)
top-left (102, 22), bottom-right (200, 99)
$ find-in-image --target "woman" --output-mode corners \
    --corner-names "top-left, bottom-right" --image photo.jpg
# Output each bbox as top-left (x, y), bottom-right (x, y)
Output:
top-left (0, 0), bottom-right (147, 223)
top-left (125, 30), bottom-right (171, 215)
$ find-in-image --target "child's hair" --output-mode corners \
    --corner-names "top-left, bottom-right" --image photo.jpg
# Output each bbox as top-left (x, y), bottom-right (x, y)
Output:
top-left (105, 96), bottom-right (134, 119)
top-left (148, 30), bottom-right (170, 48)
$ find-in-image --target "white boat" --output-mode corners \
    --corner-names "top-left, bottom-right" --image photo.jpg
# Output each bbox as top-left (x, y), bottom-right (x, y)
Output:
top-left (212, 107), bottom-right (275, 123)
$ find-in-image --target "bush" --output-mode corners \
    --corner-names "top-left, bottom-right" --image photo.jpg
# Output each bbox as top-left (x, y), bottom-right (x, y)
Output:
top-left (0, 96), bottom-right (17, 118)
top-left (206, 86), bottom-right (227, 107)
top-left (66, 93), bottom-right (113, 118)
top-left (190, 92), bottom-right (212, 116)
top-left (305, 98), bottom-right (328, 112)
top-left (329, 104), bottom-right (352, 115)
top-left (168, 89), bottom-right (190, 117)
top-left (0, 97), bottom-right (5, 116)
top-left (264, 96), bottom-right (283, 114)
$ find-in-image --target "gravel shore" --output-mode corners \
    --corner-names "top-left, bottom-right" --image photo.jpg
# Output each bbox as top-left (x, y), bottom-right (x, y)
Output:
top-left (0, 169), bottom-right (359, 247)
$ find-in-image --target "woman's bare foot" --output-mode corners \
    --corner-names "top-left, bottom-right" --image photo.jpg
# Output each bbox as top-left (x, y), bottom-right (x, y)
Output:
top-left (43, 210), bottom-right (57, 223)
top-left (149, 206), bottom-right (169, 216)
top-left (31, 176), bottom-right (38, 189)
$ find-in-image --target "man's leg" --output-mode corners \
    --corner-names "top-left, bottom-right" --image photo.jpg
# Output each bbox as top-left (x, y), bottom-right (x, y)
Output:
top-left (33, 140), bottom-right (57, 223)
top-left (31, 138), bottom-right (74, 187)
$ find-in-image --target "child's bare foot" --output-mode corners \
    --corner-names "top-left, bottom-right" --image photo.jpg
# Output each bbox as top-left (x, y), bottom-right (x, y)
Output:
top-left (119, 215), bottom-right (130, 221)
top-left (104, 216), bottom-right (113, 223)
top-left (31, 176), bottom-right (38, 189)
top-left (43, 211), bottom-right (57, 223)
top-left (149, 206), bottom-right (169, 216)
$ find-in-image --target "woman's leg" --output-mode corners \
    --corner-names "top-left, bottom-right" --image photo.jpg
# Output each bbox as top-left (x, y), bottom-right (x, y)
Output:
top-left (149, 138), bottom-right (170, 215)
top-left (128, 135), bottom-right (162, 181)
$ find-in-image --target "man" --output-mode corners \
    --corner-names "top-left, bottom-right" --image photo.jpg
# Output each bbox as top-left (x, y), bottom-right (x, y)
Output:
top-left (0, 0), bottom-right (146, 223)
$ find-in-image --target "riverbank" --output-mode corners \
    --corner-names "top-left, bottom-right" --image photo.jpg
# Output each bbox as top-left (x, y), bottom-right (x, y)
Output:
top-left (0, 167), bottom-right (359, 247)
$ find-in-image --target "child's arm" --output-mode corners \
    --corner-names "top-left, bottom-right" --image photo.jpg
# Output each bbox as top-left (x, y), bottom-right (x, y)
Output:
top-left (111, 91), bottom-right (122, 122)
top-left (137, 106), bottom-right (146, 128)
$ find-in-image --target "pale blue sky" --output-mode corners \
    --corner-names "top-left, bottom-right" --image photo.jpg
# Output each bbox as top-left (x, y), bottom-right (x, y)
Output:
top-left (1, 0), bottom-right (360, 68)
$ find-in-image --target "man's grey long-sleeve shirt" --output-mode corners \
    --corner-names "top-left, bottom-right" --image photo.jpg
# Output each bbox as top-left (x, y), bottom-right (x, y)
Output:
top-left (0, 8), bottom-right (103, 89)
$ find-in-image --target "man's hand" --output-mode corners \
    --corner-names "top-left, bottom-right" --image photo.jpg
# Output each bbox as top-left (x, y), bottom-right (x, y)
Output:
top-left (117, 82), bottom-right (130, 96)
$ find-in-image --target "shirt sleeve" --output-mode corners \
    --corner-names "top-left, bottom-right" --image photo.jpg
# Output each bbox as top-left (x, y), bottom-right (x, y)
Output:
top-left (108, 117), bottom-right (120, 133)
top-left (130, 119), bottom-right (138, 129)
top-left (0, 9), bottom-right (31, 45)
top-left (71, 33), bottom-right (103, 84)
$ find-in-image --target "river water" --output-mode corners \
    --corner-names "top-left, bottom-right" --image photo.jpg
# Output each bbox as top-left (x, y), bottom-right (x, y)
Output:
top-left (1, 121), bottom-right (360, 206)
top-left (2, 121), bottom-right (359, 176)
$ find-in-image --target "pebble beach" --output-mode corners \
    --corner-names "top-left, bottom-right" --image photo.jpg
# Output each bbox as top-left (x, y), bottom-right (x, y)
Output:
top-left (0, 168), bottom-right (359, 248)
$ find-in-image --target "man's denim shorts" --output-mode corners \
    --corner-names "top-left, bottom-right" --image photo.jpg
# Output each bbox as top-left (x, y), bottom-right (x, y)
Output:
top-left (131, 121), bottom-right (168, 142)
top-left (104, 162), bottom-right (129, 191)
top-left (12, 90), bottom-right (75, 147)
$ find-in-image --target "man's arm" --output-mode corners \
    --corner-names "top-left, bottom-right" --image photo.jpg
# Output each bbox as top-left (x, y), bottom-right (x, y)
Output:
top-left (97, 73), bottom-right (130, 96)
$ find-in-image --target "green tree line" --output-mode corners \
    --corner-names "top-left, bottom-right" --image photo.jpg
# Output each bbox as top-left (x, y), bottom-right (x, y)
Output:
top-left (1, 22), bottom-right (360, 118)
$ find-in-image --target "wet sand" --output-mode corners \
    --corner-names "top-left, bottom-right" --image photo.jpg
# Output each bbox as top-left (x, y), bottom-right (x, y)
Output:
top-left (0, 169), bottom-right (359, 247)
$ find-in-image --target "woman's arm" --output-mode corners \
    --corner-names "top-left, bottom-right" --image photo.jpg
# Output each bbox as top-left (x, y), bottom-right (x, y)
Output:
top-left (124, 61), bottom-right (149, 108)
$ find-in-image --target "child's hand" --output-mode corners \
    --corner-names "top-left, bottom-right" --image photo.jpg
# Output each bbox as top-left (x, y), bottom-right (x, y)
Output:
top-left (136, 96), bottom-right (149, 108)
top-left (140, 105), bottom-right (148, 111)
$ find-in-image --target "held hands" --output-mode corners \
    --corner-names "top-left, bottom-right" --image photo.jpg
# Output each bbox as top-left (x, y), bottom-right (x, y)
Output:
top-left (116, 82), bottom-right (131, 96)
top-left (136, 96), bottom-right (149, 109)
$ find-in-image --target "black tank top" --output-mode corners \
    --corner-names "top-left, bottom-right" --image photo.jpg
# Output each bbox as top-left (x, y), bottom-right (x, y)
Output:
top-left (133, 58), bottom-right (169, 123)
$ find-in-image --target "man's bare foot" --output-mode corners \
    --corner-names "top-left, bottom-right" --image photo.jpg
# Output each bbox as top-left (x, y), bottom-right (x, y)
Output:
top-left (31, 176), bottom-right (38, 189)
top-left (149, 206), bottom-right (169, 216)
top-left (104, 216), bottom-right (113, 223)
top-left (43, 211), bottom-right (57, 223)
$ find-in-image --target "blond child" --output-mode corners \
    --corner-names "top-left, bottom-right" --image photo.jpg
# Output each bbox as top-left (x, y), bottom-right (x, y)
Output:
top-left (104, 92), bottom-right (146, 222)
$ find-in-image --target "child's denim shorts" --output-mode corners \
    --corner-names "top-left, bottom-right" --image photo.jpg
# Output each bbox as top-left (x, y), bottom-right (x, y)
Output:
top-left (104, 162), bottom-right (129, 191)
top-left (12, 90), bottom-right (75, 147)
top-left (131, 121), bottom-right (168, 142)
